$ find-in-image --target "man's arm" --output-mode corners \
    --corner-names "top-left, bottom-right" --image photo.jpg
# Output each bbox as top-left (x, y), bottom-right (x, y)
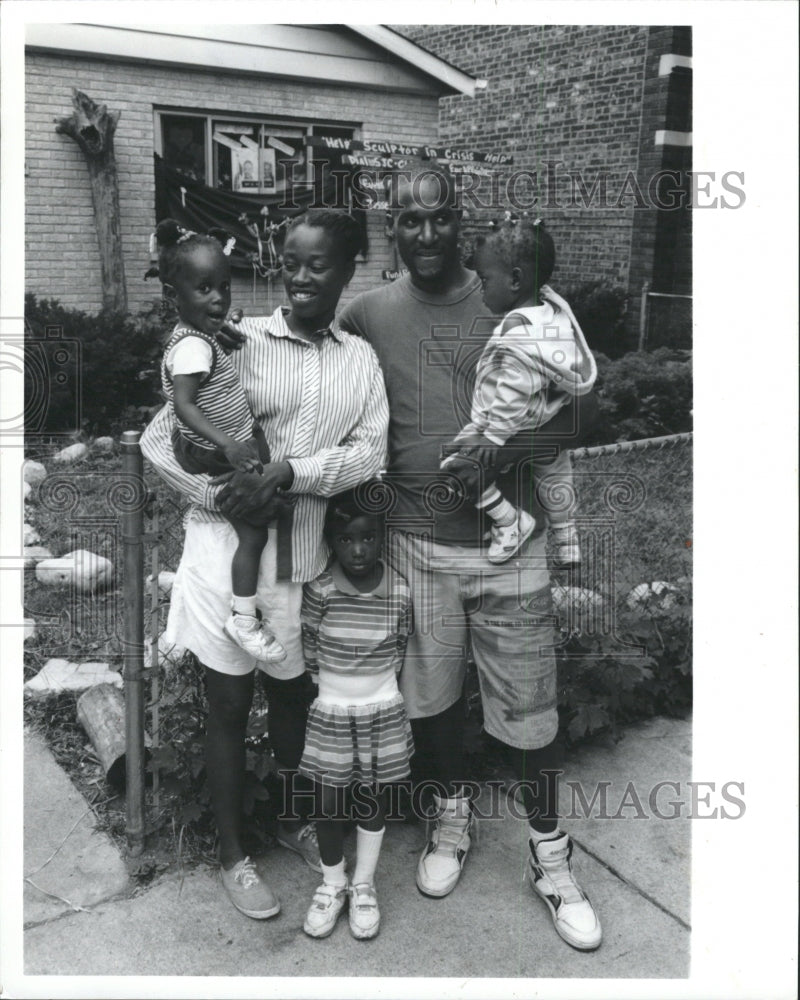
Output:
top-left (139, 403), bottom-right (222, 509)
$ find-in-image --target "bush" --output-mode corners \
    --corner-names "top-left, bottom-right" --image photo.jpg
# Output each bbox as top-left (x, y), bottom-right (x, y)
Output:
top-left (561, 280), bottom-right (630, 358)
top-left (587, 347), bottom-right (693, 444)
top-left (24, 294), bottom-right (168, 436)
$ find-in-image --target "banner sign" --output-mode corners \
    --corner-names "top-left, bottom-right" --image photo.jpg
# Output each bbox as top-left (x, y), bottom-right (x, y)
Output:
top-left (307, 136), bottom-right (513, 166)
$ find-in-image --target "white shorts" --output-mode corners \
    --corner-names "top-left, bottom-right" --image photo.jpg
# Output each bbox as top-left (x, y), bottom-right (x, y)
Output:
top-left (165, 516), bottom-right (305, 679)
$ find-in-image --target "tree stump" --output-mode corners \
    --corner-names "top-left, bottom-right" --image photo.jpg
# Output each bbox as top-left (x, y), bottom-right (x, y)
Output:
top-left (55, 89), bottom-right (128, 314)
top-left (76, 683), bottom-right (129, 789)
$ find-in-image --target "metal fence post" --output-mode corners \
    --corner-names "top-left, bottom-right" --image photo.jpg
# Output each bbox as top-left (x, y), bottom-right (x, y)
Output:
top-left (120, 430), bottom-right (146, 855)
top-left (638, 280), bottom-right (650, 351)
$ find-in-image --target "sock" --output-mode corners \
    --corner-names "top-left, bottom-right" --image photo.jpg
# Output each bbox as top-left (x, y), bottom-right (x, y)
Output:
top-left (486, 498), bottom-right (516, 528)
top-left (529, 825), bottom-right (562, 844)
top-left (476, 485), bottom-right (502, 509)
top-left (351, 826), bottom-right (385, 886)
top-left (435, 793), bottom-right (471, 822)
top-left (320, 859), bottom-right (347, 889)
top-left (232, 594), bottom-right (257, 617)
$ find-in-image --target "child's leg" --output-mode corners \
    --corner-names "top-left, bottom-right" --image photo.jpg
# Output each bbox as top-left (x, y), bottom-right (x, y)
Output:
top-left (304, 782), bottom-right (349, 939)
top-left (223, 515), bottom-right (286, 663)
top-left (476, 484), bottom-right (516, 527)
top-left (226, 514), bottom-right (270, 610)
top-left (349, 785), bottom-right (387, 939)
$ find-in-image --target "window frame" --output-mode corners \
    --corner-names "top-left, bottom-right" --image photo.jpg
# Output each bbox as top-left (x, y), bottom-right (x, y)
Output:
top-left (153, 107), bottom-right (360, 194)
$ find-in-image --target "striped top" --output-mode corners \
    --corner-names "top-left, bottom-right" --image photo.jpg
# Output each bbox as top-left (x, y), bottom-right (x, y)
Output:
top-left (141, 308), bottom-right (389, 583)
top-left (301, 561), bottom-right (412, 706)
top-left (160, 325), bottom-right (254, 449)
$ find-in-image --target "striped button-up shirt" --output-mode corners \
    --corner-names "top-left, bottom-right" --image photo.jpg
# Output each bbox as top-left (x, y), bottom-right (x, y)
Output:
top-left (140, 308), bottom-right (389, 583)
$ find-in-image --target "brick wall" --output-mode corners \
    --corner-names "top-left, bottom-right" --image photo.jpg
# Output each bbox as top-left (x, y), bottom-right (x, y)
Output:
top-left (25, 51), bottom-right (440, 314)
top-left (396, 25), bottom-right (692, 347)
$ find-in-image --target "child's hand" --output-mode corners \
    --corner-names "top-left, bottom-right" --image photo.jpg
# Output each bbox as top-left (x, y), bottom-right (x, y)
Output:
top-left (457, 433), bottom-right (499, 469)
top-left (222, 437), bottom-right (263, 473)
top-left (216, 308), bottom-right (246, 353)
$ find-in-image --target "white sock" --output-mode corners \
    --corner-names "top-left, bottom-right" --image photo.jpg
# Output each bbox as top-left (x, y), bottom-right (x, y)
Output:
top-left (320, 859), bottom-right (347, 888)
top-left (232, 594), bottom-right (257, 617)
top-left (486, 498), bottom-right (516, 527)
top-left (351, 826), bottom-right (385, 886)
top-left (529, 826), bottom-right (562, 844)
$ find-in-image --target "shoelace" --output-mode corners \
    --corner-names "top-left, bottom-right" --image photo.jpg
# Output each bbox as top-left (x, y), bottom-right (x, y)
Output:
top-left (234, 857), bottom-right (259, 889)
top-left (540, 847), bottom-right (583, 904)
top-left (431, 814), bottom-right (471, 856)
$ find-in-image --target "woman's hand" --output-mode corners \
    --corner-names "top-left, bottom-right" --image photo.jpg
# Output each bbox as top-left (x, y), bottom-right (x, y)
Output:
top-left (216, 308), bottom-right (246, 354)
top-left (455, 433), bottom-right (500, 470)
top-left (214, 461), bottom-right (294, 521)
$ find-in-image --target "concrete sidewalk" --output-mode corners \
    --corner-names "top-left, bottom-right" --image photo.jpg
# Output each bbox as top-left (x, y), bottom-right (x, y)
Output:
top-left (23, 716), bottom-right (691, 979)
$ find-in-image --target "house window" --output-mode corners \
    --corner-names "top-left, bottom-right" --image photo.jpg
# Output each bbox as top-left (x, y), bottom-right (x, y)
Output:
top-left (155, 110), bottom-right (357, 200)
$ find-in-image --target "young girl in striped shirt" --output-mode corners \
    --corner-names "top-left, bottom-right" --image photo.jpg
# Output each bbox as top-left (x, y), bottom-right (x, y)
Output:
top-left (156, 218), bottom-right (286, 663)
top-left (298, 486), bottom-right (413, 940)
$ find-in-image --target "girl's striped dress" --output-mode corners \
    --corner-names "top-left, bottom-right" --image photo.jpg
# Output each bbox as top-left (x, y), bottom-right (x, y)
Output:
top-left (298, 561), bottom-right (414, 787)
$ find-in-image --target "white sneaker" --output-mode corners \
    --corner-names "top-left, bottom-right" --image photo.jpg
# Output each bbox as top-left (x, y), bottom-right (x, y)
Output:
top-left (303, 881), bottom-right (349, 939)
top-left (349, 883), bottom-right (381, 940)
top-left (487, 509), bottom-right (536, 563)
top-left (224, 612), bottom-right (287, 663)
top-left (528, 832), bottom-right (602, 950)
top-left (416, 795), bottom-right (473, 897)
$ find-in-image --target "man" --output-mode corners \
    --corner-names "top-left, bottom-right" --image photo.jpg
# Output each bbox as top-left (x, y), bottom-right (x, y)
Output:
top-left (338, 166), bottom-right (602, 951)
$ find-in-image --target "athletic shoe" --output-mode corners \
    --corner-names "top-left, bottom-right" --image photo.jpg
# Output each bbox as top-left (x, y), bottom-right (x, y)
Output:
top-left (416, 794), bottom-right (473, 897)
top-left (275, 821), bottom-right (322, 873)
top-left (528, 832), bottom-right (602, 950)
top-left (549, 523), bottom-right (581, 567)
top-left (224, 612), bottom-right (287, 663)
top-left (349, 883), bottom-right (381, 940)
top-left (219, 856), bottom-right (280, 919)
top-left (303, 881), bottom-right (349, 939)
top-left (487, 509), bottom-right (536, 563)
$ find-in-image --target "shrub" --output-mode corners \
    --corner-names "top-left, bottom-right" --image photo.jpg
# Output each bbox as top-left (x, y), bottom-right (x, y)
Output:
top-left (560, 280), bottom-right (630, 358)
top-left (586, 347), bottom-right (693, 445)
top-left (24, 294), bottom-right (168, 436)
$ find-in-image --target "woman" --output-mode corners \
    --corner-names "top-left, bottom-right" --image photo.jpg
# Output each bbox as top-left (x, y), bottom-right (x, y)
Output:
top-left (141, 209), bottom-right (389, 919)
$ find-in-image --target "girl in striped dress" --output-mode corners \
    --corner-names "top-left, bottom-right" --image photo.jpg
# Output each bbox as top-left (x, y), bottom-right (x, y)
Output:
top-left (156, 218), bottom-right (285, 664)
top-left (298, 487), bottom-right (413, 940)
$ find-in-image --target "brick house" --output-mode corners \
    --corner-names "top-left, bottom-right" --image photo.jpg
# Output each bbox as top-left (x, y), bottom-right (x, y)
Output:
top-left (25, 23), bottom-right (479, 314)
top-left (397, 25), bottom-right (692, 347)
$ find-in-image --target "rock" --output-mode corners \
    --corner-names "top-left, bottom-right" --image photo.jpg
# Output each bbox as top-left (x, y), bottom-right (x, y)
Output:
top-left (53, 442), bottom-right (89, 464)
top-left (23, 480), bottom-right (33, 502)
top-left (24, 522), bottom-right (41, 546)
top-left (24, 618), bottom-right (36, 640)
top-left (35, 550), bottom-right (114, 591)
top-left (551, 585), bottom-right (605, 615)
top-left (93, 436), bottom-right (115, 452)
top-left (24, 546), bottom-right (54, 568)
top-left (146, 570), bottom-right (176, 596)
top-left (625, 581), bottom-right (681, 613)
top-left (24, 659), bottom-right (123, 697)
top-left (23, 460), bottom-right (47, 484)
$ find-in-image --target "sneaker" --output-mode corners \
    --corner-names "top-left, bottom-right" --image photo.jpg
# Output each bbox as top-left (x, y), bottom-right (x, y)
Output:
top-left (549, 523), bottom-right (581, 567)
top-left (416, 795), bottom-right (473, 897)
top-left (275, 821), bottom-right (322, 873)
top-left (303, 881), bottom-right (349, 939)
top-left (487, 509), bottom-right (536, 564)
top-left (528, 832), bottom-right (602, 950)
top-left (349, 882), bottom-right (381, 940)
top-left (224, 611), bottom-right (287, 663)
top-left (219, 856), bottom-right (281, 919)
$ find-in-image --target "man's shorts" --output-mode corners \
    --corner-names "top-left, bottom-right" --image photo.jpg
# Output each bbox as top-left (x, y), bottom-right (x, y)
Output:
top-left (389, 530), bottom-right (559, 751)
top-left (165, 515), bottom-right (304, 679)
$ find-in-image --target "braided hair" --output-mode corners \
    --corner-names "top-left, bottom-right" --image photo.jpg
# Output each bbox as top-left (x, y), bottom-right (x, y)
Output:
top-left (473, 213), bottom-right (555, 287)
top-left (286, 209), bottom-right (364, 262)
top-left (153, 218), bottom-right (234, 286)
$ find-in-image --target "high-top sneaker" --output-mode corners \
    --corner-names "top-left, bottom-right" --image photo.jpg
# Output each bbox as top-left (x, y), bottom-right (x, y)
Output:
top-left (416, 794), bottom-right (474, 897)
top-left (528, 831), bottom-right (602, 950)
